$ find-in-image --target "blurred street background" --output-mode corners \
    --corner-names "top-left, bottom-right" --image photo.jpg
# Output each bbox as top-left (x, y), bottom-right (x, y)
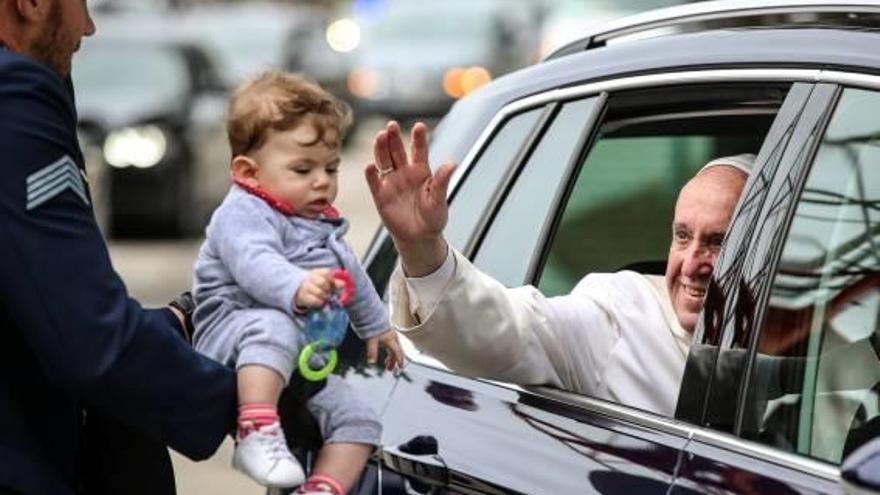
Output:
top-left (80, 0), bottom-right (692, 492)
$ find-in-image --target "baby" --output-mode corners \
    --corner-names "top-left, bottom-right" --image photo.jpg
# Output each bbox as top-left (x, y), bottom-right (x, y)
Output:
top-left (192, 71), bottom-right (402, 494)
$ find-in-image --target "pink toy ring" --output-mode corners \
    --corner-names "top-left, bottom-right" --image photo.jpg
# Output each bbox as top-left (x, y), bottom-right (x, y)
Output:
top-left (332, 269), bottom-right (354, 306)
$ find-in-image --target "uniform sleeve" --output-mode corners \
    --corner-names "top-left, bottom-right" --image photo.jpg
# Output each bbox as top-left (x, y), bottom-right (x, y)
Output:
top-left (0, 58), bottom-right (235, 460)
top-left (207, 198), bottom-right (307, 316)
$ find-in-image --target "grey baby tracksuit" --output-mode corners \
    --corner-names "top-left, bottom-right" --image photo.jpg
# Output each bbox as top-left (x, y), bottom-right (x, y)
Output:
top-left (192, 185), bottom-right (388, 445)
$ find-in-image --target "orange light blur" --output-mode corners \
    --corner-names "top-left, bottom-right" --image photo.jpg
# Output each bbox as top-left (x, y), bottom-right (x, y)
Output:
top-left (442, 67), bottom-right (466, 98)
top-left (348, 68), bottom-right (381, 99)
top-left (460, 67), bottom-right (491, 95)
top-left (443, 66), bottom-right (492, 99)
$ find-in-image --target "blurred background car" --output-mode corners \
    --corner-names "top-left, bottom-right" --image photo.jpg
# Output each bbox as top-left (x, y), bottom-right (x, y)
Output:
top-left (283, 7), bottom-right (354, 106)
top-left (341, 0), bottom-right (541, 121)
top-left (179, 2), bottom-right (327, 87)
top-left (74, 17), bottom-right (230, 237)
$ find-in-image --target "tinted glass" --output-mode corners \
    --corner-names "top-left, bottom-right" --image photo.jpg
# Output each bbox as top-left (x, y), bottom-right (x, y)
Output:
top-left (445, 108), bottom-right (543, 250)
top-left (742, 88), bottom-right (880, 464)
top-left (474, 98), bottom-right (599, 287)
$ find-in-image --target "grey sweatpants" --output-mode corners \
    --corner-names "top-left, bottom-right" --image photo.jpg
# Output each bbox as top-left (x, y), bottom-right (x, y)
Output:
top-left (194, 307), bottom-right (381, 446)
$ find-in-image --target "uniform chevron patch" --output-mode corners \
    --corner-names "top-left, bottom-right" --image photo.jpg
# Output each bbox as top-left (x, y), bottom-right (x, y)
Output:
top-left (26, 155), bottom-right (90, 211)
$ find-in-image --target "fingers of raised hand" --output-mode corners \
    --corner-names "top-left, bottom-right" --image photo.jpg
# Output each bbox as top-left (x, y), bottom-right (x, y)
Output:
top-left (373, 129), bottom-right (393, 173)
top-left (364, 163), bottom-right (385, 199)
top-left (431, 162), bottom-right (457, 202)
top-left (411, 122), bottom-right (429, 166)
top-left (386, 121), bottom-right (409, 169)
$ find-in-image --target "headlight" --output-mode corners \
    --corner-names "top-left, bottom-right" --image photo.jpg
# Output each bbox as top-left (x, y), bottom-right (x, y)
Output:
top-left (103, 125), bottom-right (168, 169)
top-left (326, 18), bottom-right (361, 53)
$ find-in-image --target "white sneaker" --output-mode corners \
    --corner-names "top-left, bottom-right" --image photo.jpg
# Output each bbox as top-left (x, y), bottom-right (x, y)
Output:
top-left (232, 421), bottom-right (305, 488)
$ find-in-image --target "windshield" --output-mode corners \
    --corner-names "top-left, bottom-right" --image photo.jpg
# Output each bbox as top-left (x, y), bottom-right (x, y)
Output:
top-left (73, 42), bottom-right (189, 100)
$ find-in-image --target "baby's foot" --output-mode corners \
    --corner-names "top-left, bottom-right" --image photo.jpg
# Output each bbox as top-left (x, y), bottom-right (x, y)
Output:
top-left (232, 421), bottom-right (305, 488)
top-left (294, 474), bottom-right (343, 495)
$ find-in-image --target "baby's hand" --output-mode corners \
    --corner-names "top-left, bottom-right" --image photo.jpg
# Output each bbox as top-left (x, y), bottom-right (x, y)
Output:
top-left (367, 329), bottom-right (404, 371)
top-left (294, 268), bottom-right (343, 311)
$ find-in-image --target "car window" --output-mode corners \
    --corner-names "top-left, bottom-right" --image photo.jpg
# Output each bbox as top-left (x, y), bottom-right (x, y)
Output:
top-left (473, 97), bottom-right (602, 287)
top-left (538, 135), bottom-right (713, 296)
top-left (741, 87), bottom-right (880, 465)
top-left (535, 85), bottom-right (782, 297)
top-left (445, 107), bottom-right (544, 251)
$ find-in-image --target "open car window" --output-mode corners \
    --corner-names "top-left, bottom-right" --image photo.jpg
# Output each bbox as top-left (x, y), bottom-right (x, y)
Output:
top-left (534, 84), bottom-right (786, 296)
top-left (462, 82), bottom-right (794, 414)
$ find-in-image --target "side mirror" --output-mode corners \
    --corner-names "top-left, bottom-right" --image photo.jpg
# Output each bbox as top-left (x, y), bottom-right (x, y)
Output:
top-left (841, 436), bottom-right (880, 494)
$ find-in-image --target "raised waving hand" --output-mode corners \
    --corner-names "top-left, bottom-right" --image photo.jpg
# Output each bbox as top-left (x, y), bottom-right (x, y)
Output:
top-left (365, 121), bottom-right (456, 276)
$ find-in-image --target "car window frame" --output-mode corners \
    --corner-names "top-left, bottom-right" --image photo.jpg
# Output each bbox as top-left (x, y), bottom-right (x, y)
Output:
top-left (448, 104), bottom-right (555, 254)
top-left (674, 82), bottom-right (834, 426)
top-left (728, 82), bottom-right (880, 457)
top-left (469, 95), bottom-right (608, 286)
top-left (677, 73), bottom-right (880, 485)
top-left (738, 85), bottom-right (880, 466)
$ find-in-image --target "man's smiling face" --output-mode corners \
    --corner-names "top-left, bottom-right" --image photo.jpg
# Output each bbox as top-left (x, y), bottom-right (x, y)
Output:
top-left (665, 166), bottom-right (746, 332)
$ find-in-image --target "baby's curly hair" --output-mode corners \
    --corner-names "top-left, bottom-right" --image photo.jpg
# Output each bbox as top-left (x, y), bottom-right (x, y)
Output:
top-left (227, 70), bottom-right (352, 157)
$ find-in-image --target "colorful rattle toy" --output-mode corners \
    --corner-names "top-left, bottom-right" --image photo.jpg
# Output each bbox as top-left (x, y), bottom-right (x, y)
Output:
top-left (298, 269), bottom-right (355, 381)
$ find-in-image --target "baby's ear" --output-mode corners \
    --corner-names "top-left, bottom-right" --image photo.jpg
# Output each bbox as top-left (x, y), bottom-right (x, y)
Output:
top-left (230, 155), bottom-right (259, 186)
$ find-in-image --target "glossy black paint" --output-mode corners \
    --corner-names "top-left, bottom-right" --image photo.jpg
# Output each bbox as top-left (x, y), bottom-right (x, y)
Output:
top-left (673, 440), bottom-right (838, 494)
top-left (379, 363), bottom-right (686, 494)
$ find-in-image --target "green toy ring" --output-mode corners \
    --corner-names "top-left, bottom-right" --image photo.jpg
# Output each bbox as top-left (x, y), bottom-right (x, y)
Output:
top-left (298, 342), bottom-right (338, 381)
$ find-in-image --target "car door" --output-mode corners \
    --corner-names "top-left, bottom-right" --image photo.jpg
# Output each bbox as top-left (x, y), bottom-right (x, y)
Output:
top-left (376, 70), bottom-right (823, 494)
top-left (673, 75), bottom-right (880, 493)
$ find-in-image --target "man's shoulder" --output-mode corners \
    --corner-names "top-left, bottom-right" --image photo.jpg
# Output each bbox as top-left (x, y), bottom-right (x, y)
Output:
top-left (0, 50), bottom-right (75, 127)
top-left (0, 50), bottom-right (67, 99)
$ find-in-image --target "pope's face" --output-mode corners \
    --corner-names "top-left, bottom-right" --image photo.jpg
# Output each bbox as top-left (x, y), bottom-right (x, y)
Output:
top-left (665, 168), bottom-right (746, 332)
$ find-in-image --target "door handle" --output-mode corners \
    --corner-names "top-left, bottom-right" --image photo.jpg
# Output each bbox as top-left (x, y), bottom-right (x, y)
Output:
top-left (381, 435), bottom-right (449, 488)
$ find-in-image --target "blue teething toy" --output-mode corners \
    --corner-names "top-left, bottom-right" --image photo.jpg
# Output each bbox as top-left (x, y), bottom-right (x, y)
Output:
top-left (298, 269), bottom-right (354, 381)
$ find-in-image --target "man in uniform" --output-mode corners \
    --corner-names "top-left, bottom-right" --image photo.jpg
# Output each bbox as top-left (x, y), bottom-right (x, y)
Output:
top-left (0, 1), bottom-right (237, 493)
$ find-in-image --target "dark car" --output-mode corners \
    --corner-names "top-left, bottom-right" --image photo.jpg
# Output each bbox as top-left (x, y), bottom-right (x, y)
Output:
top-left (281, 1), bottom-right (880, 494)
top-left (74, 21), bottom-right (229, 237)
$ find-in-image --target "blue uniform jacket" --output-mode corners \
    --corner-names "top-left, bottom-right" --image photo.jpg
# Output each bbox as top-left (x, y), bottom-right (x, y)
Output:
top-left (0, 50), bottom-right (236, 494)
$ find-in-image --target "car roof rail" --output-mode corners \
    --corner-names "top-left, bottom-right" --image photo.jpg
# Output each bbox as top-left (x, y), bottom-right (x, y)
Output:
top-left (545, 0), bottom-right (880, 61)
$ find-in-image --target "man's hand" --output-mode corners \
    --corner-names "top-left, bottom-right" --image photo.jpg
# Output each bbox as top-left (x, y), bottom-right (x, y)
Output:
top-left (294, 268), bottom-right (344, 311)
top-left (365, 121), bottom-right (456, 277)
top-left (366, 329), bottom-right (404, 371)
top-left (168, 291), bottom-right (195, 342)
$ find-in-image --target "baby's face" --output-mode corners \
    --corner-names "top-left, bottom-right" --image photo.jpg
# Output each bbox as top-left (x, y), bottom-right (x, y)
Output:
top-left (250, 124), bottom-right (341, 218)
